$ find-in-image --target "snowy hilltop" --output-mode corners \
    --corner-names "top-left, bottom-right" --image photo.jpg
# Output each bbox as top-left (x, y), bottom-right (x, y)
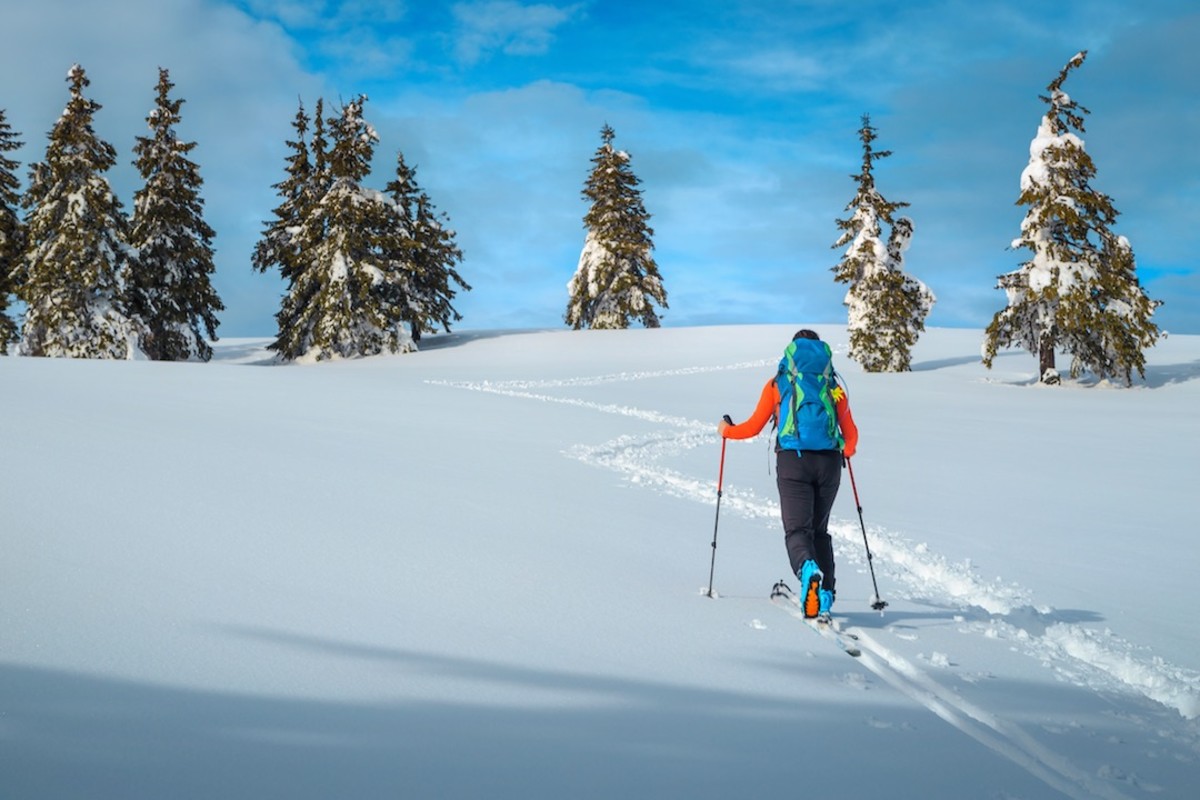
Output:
top-left (2, 324), bottom-right (1197, 799)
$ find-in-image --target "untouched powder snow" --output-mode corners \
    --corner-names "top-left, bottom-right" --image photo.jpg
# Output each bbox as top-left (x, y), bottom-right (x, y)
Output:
top-left (2, 324), bottom-right (1198, 799)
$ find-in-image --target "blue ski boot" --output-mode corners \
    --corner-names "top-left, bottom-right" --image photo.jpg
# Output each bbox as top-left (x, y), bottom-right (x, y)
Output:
top-left (817, 589), bottom-right (835, 623)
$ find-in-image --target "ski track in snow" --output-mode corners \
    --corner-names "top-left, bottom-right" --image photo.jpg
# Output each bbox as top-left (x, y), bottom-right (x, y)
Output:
top-left (433, 364), bottom-right (1200, 797)
top-left (849, 628), bottom-right (1141, 800)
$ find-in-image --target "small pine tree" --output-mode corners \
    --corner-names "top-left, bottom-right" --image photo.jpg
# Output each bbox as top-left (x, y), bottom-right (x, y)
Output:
top-left (983, 51), bottom-right (1161, 385)
top-left (129, 68), bottom-right (224, 361)
top-left (832, 115), bottom-right (934, 372)
top-left (566, 124), bottom-right (667, 330)
top-left (272, 95), bottom-right (414, 360)
top-left (385, 152), bottom-right (469, 343)
top-left (0, 108), bottom-right (24, 353)
top-left (18, 65), bottom-right (143, 359)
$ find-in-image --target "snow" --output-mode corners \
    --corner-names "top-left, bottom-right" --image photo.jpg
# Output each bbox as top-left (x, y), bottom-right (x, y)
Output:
top-left (2, 324), bottom-right (1198, 799)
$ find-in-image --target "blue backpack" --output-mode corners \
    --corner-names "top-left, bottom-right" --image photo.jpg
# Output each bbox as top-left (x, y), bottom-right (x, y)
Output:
top-left (775, 338), bottom-right (844, 452)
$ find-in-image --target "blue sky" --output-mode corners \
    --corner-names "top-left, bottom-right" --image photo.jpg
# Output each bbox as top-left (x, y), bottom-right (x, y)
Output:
top-left (2, 0), bottom-right (1197, 337)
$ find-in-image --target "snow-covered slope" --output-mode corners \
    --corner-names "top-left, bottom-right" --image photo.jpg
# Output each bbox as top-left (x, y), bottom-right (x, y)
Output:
top-left (2, 324), bottom-right (1197, 799)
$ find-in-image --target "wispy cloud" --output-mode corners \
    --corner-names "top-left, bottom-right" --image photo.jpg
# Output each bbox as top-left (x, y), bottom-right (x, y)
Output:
top-left (451, 1), bottom-right (583, 65)
top-left (232, 0), bottom-right (416, 78)
top-left (235, 0), bottom-right (410, 31)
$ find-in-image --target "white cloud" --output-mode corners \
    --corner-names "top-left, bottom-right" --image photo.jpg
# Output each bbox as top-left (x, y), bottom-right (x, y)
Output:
top-left (719, 49), bottom-right (828, 93)
top-left (236, 0), bottom-right (409, 31)
top-left (451, 1), bottom-right (582, 65)
top-left (231, 0), bottom-right (416, 81)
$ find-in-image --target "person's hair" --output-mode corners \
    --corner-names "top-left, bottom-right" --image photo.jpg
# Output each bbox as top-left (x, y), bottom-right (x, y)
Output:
top-left (793, 329), bottom-right (820, 341)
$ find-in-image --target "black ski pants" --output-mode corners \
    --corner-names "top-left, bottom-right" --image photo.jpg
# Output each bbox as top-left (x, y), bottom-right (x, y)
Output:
top-left (776, 449), bottom-right (842, 591)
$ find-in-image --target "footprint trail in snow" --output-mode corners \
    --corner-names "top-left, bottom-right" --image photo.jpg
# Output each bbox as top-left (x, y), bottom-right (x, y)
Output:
top-left (434, 362), bottom-right (1200, 799)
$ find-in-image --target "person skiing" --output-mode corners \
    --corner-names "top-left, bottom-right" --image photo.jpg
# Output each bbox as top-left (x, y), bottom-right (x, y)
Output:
top-left (717, 329), bottom-right (858, 619)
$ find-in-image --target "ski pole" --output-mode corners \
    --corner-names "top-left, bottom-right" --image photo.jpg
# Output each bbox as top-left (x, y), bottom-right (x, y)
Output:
top-left (706, 415), bottom-right (733, 598)
top-left (846, 457), bottom-right (888, 611)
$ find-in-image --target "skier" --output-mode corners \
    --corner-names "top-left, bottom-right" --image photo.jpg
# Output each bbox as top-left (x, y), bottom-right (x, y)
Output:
top-left (718, 329), bottom-right (858, 618)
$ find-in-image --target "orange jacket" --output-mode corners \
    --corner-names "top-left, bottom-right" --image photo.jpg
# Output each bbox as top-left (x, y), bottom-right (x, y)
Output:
top-left (723, 377), bottom-right (858, 458)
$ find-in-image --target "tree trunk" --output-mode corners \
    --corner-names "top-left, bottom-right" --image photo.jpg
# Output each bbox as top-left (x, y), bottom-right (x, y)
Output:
top-left (1039, 339), bottom-right (1059, 384)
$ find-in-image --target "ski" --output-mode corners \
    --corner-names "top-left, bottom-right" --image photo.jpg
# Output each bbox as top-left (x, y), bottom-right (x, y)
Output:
top-left (770, 580), bottom-right (862, 657)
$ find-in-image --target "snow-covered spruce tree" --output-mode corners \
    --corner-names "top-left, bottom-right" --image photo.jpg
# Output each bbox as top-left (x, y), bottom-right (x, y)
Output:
top-left (272, 95), bottom-right (414, 361)
top-left (18, 65), bottom-right (143, 359)
top-left (983, 51), bottom-right (1161, 385)
top-left (832, 115), bottom-right (934, 372)
top-left (566, 124), bottom-right (667, 329)
top-left (253, 98), bottom-right (328, 290)
top-left (129, 68), bottom-right (223, 361)
top-left (0, 108), bottom-right (24, 353)
top-left (385, 152), bottom-right (469, 343)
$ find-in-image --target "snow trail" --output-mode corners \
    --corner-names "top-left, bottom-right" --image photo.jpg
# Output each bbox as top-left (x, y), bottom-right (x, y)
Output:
top-left (846, 626), bottom-right (1137, 800)
top-left (430, 358), bottom-right (1195, 800)
top-left (437, 365), bottom-right (1200, 726)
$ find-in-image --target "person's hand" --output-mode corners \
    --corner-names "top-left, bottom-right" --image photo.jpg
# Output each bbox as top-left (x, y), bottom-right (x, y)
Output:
top-left (717, 414), bottom-right (733, 437)
top-left (842, 444), bottom-right (856, 459)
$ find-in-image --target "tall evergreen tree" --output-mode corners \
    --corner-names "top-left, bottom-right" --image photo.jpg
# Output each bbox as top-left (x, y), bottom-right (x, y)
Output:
top-left (129, 68), bottom-right (223, 361)
top-left (0, 108), bottom-right (24, 353)
top-left (254, 98), bottom-right (329, 292)
top-left (832, 115), bottom-right (934, 372)
top-left (272, 95), bottom-right (413, 360)
top-left (566, 124), bottom-right (667, 330)
top-left (18, 64), bottom-right (142, 359)
top-left (254, 100), bottom-right (312, 287)
top-left (385, 152), bottom-right (469, 343)
top-left (983, 51), bottom-right (1161, 385)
